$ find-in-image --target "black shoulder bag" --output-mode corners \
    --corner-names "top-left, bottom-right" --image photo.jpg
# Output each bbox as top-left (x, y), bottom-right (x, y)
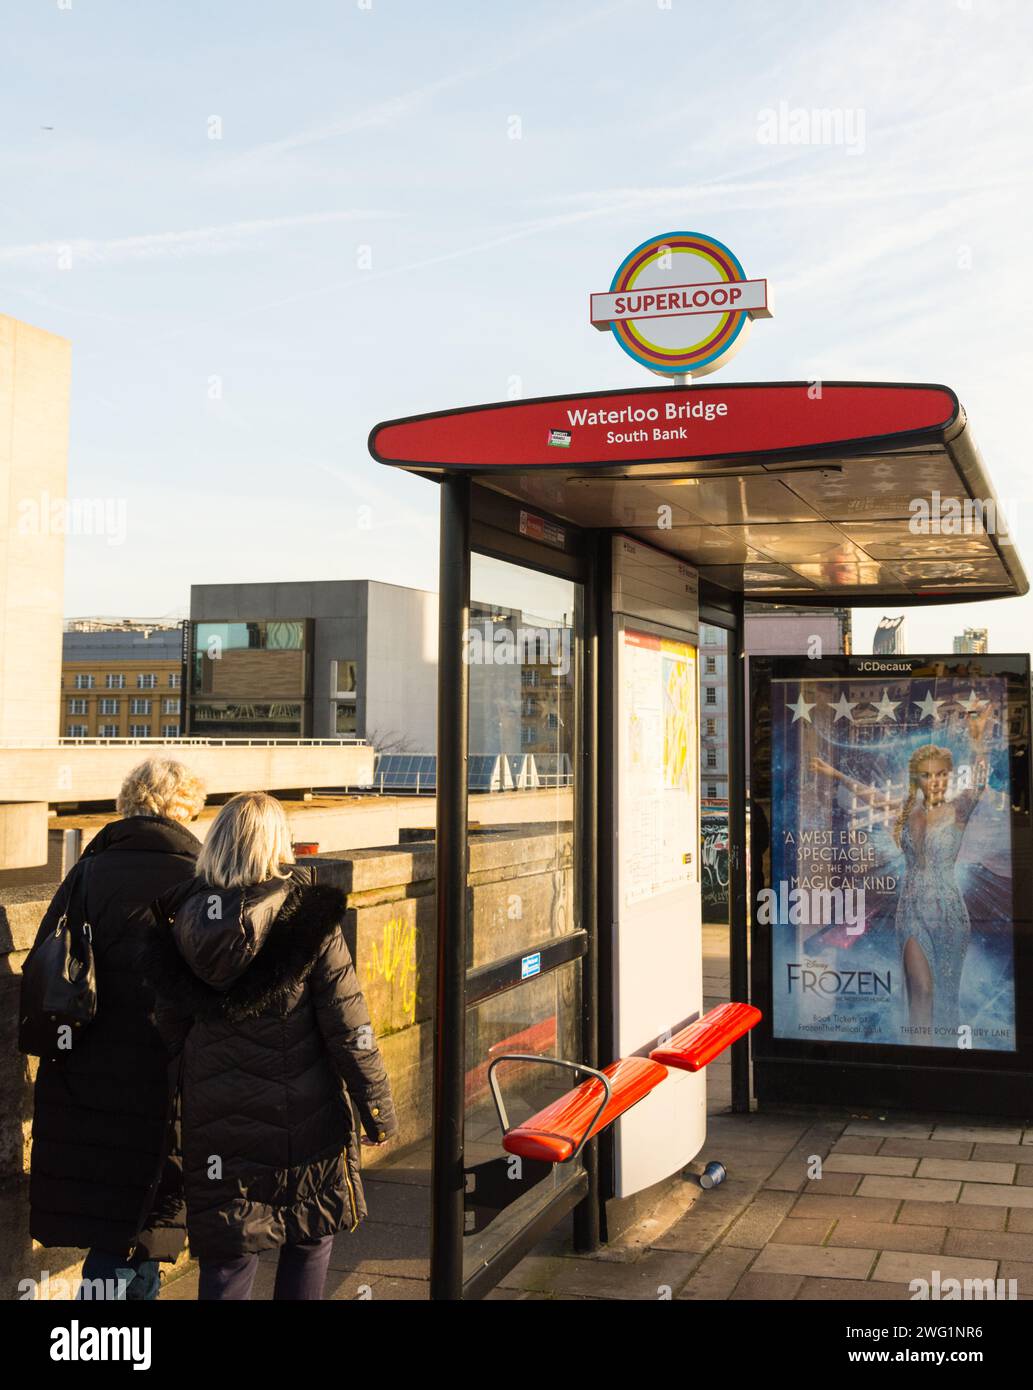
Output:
top-left (18, 857), bottom-right (97, 1060)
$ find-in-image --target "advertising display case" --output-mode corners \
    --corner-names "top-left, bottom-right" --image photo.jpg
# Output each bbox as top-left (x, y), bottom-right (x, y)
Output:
top-left (750, 653), bottom-right (1033, 1114)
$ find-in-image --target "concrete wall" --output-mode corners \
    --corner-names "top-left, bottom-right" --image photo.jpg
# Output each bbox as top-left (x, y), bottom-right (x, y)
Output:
top-left (363, 582), bottom-right (438, 752)
top-left (0, 823), bottom-right (573, 1298)
top-left (77, 798), bottom-right (402, 860)
top-left (0, 788), bottom-right (575, 888)
top-left (0, 317), bottom-right (71, 743)
top-left (0, 740), bottom-right (375, 807)
top-left (0, 804), bottom-right (48, 872)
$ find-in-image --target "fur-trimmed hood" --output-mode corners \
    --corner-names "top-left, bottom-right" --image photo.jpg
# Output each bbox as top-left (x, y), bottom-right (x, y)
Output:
top-left (149, 873), bottom-right (349, 1023)
top-left (142, 868), bottom-right (396, 1261)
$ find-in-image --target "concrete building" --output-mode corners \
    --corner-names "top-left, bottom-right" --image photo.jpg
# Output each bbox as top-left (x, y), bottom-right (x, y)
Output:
top-left (0, 316), bottom-right (71, 743)
top-left (743, 605), bottom-right (851, 659)
top-left (65, 616), bottom-right (182, 633)
top-left (188, 580), bottom-right (439, 750)
top-left (0, 317), bottom-right (71, 869)
top-left (699, 624), bottom-right (728, 805)
top-left (61, 627), bottom-right (182, 738)
top-left (954, 626), bottom-right (989, 654)
top-left (699, 605), bottom-right (852, 806)
top-left (873, 614), bottom-right (907, 654)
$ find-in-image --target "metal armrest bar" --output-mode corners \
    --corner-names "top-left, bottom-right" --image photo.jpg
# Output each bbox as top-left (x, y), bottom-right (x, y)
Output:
top-left (487, 1053), bottom-right (613, 1164)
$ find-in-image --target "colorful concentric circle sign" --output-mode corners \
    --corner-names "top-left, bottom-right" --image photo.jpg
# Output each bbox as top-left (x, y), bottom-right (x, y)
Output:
top-left (590, 231), bottom-right (772, 378)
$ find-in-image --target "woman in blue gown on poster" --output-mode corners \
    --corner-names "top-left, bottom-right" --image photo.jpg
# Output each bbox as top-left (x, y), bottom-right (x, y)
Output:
top-left (811, 700), bottom-right (990, 1042)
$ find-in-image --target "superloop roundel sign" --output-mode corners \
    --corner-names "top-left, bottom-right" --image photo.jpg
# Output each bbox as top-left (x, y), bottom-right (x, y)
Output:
top-left (590, 231), bottom-right (772, 378)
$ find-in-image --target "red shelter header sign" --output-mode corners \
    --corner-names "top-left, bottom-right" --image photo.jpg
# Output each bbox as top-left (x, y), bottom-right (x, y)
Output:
top-left (369, 382), bottom-right (960, 473)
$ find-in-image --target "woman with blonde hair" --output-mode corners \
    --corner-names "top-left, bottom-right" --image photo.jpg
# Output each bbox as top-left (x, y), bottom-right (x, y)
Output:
top-left (811, 699), bottom-right (992, 1038)
top-left (28, 757), bottom-right (206, 1299)
top-left (148, 791), bottom-right (396, 1301)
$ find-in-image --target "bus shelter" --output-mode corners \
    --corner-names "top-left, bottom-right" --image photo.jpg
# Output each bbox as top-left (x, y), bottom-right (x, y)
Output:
top-left (368, 379), bottom-right (1027, 1300)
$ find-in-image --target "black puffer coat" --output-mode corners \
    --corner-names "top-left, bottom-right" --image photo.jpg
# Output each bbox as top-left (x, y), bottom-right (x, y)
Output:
top-left (147, 868), bottom-right (397, 1262)
top-left (29, 815), bottom-right (201, 1260)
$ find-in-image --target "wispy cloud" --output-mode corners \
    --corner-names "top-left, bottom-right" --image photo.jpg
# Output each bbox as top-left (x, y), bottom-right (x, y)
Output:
top-left (0, 209), bottom-right (391, 267)
top-left (220, 0), bottom-right (637, 171)
top-left (528, 169), bottom-right (1023, 216)
top-left (227, 75), bottom-right (468, 167)
top-left (122, 202), bottom-right (631, 349)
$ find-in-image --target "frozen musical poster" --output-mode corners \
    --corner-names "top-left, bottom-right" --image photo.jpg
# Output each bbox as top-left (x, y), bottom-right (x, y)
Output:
top-left (763, 661), bottom-right (1022, 1053)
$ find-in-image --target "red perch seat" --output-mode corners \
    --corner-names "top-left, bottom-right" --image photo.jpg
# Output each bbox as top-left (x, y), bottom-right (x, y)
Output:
top-left (649, 1002), bottom-right (762, 1072)
top-left (500, 1056), bottom-right (668, 1164)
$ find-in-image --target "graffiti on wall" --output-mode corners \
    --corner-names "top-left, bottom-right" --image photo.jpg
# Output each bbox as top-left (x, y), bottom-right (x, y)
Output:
top-left (365, 915), bottom-right (419, 1029)
top-left (701, 811), bottom-right (729, 921)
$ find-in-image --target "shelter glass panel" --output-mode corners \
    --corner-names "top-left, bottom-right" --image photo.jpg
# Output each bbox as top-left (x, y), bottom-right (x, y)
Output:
top-left (463, 552), bottom-right (584, 1278)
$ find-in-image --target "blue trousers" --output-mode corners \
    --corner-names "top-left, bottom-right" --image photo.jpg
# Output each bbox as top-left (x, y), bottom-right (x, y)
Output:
top-left (78, 1248), bottom-right (160, 1300)
top-left (198, 1235), bottom-right (335, 1301)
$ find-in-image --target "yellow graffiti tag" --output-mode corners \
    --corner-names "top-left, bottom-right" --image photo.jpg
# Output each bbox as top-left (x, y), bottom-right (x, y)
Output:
top-left (366, 916), bottom-right (418, 1025)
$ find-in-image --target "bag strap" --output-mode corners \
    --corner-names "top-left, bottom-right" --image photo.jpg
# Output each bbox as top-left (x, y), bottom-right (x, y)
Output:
top-left (60, 854), bottom-right (95, 943)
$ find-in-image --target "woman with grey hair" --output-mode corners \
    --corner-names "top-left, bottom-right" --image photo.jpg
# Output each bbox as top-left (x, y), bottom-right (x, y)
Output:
top-left (28, 757), bottom-right (205, 1300)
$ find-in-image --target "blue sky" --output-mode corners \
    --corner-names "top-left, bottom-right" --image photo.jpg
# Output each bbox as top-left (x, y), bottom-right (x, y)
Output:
top-left (3, 0), bottom-right (1032, 653)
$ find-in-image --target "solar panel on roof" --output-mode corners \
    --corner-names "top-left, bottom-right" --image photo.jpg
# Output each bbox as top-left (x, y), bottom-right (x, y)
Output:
top-left (373, 753), bottom-right (437, 791)
top-left (372, 753), bottom-right (528, 793)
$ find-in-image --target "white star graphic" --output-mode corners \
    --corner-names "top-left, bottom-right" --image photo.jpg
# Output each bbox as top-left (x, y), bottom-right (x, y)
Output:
top-left (787, 694), bottom-right (816, 723)
top-left (829, 692), bottom-right (859, 722)
top-left (873, 688), bottom-right (900, 722)
top-left (914, 691), bottom-right (944, 722)
top-left (959, 689), bottom-right (987, 714)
